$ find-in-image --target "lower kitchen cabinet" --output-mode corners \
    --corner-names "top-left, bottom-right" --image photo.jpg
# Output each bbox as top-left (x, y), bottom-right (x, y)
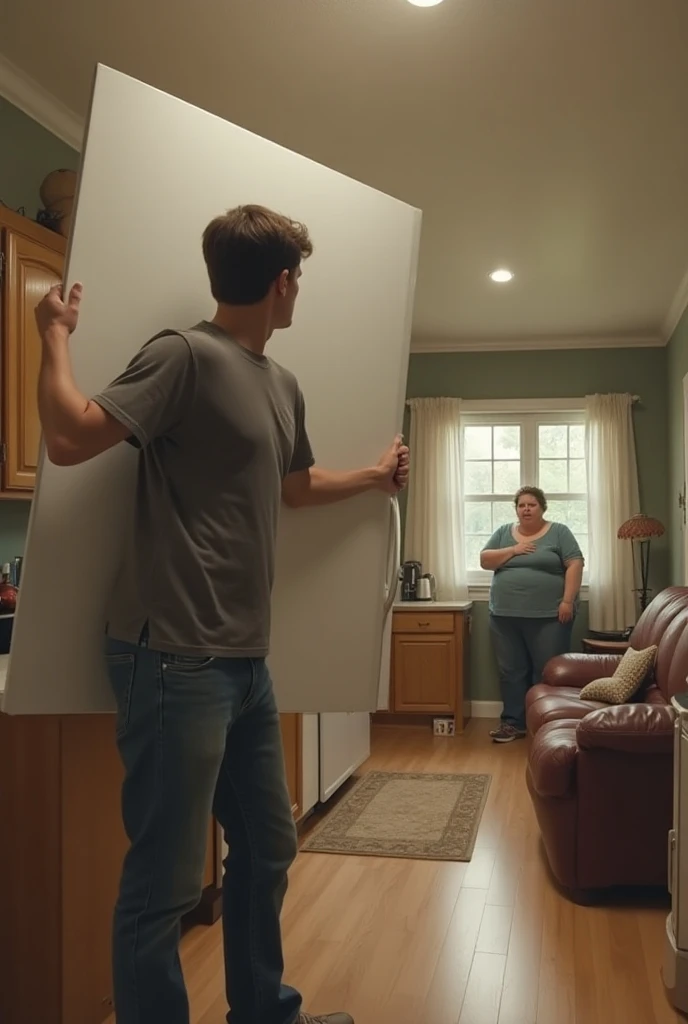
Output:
top-left (0, 712), bottom-right (224, 1024)
top-left (382, 604), bottom-right (472, 731)
top-left (0, 704), bottom-right (313, 1024)
top-left (280, 712), bottom-right (303, 818)
top-left (393, 632), bottom-right (456, 712)
top-left (0, 713), bottom-right (128, 1024)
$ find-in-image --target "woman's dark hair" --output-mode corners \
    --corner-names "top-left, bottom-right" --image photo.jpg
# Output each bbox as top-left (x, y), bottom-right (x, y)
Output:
top-left (514, 486), bottom-right (547, 512)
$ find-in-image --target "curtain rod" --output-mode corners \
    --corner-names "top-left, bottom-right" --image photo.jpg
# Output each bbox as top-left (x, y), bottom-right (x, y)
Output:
top-left (406, 394), bottom-right (642, 405)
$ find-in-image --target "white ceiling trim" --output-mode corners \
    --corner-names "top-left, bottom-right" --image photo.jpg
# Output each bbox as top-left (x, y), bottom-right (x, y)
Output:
top-left (410, 333), bottom-right (664, 353)
top-left (663, 267), bottom-right (688, 343)
top-left (0, 54), bottom-right (83, 150)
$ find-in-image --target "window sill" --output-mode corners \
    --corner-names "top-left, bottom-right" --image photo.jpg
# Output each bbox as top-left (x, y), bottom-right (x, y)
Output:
top-left (468, 584), bottom-right (590, 603)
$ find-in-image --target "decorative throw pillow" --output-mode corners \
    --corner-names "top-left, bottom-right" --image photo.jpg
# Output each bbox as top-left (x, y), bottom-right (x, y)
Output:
top-left (579, 645), bottom-right (658, 704)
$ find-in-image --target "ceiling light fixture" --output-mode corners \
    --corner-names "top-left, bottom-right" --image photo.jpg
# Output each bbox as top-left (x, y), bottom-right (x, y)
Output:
top-left (406, 0), bottom-right (445, 6)
top-left (489, 269), bottom-right (514, 283)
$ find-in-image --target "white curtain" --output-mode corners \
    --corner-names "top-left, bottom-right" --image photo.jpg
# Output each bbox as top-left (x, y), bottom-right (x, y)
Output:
top-left (405, 397), bottom-right (468, 601)
top-left (585, 393), bottom-right (640, 630)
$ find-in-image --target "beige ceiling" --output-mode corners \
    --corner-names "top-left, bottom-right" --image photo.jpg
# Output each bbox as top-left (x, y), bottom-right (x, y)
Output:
top-left (3, 0), bottom-right (688, 349)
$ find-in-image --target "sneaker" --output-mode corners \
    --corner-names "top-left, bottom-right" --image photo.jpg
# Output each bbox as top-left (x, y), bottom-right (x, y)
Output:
top-left (299, 1016), bottom-right (354, 1024)
top-left (489, 724), bottom-right (526, 743)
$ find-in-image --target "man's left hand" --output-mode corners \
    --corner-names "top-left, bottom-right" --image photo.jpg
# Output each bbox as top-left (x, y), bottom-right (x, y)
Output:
top-left (377, 435), bottom-right (411, 495)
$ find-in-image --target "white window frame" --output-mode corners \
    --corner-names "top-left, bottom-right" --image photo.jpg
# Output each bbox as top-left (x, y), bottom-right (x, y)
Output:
top-left (460, 399), bottom-right (588, 600)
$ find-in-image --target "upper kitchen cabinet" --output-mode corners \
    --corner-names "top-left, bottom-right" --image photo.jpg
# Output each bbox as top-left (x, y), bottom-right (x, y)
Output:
top-left (0, 207), bottom-right (65, 495)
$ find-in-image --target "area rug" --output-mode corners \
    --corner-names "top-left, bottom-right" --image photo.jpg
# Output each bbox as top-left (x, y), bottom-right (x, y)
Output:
top-left (301, 771), bottom-right (491, 861)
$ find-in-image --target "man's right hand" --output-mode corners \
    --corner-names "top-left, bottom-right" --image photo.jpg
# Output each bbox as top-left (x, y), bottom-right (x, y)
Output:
top-left (35, 282), bottom-right (83, 338)
top-left (512, 540), bottom-right (536, 556)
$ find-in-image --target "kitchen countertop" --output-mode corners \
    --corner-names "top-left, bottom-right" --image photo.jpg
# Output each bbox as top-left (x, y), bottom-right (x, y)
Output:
top-left (394, 600), bottom-right (473, 611)
top-left (0, 603), bottom-right (474, 701)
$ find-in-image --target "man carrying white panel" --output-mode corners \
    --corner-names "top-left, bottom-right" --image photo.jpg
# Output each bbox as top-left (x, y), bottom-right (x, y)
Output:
top-left (34, 205), bottom-right (409, 1024)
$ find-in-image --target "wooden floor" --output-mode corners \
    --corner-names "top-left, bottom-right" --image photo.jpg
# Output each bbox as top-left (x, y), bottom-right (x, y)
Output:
top-left (177, 722), bottom-right (683, 1024)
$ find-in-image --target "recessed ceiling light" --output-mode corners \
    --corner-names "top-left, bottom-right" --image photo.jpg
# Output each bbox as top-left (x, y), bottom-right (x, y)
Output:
top-left (407, 0), bottom-right (445, 6)
top-left (489, 269), bottom-right (514, 283)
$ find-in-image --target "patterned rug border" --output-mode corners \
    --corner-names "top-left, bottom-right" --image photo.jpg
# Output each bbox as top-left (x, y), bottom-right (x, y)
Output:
top-left (301, 770), bottom-right (492, 862)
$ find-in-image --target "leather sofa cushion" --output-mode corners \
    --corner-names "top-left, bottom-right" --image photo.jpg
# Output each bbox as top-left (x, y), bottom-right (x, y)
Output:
top-left (528, 720), bottom-right (579, 798)
top-left (526, 684), bottom-right (605, 735)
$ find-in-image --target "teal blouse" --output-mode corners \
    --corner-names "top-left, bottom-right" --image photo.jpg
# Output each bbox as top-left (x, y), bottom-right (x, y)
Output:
top-left (483, 522), bottom-right (584, 618)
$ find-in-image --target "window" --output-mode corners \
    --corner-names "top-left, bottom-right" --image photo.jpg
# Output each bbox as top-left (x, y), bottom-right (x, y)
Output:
top-left (462, 410), bottom-right (588, 586)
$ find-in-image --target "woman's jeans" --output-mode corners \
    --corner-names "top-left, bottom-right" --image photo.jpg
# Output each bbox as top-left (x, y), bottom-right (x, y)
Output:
top-left (489, 615), bottom-right (573, 730)
top-left (105, 637), bottom-right (301, 1024)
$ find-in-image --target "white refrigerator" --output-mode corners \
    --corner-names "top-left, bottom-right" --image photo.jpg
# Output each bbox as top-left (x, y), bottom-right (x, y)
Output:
top-left (2, 66), bottom-right (421, 719)
top-left (317, 497), bottom-right (400, 802)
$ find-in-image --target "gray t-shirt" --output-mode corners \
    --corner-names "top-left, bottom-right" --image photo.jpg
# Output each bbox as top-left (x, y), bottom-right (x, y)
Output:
top-left (483, 522), bottom-right (584, 618)
top-left (94, 321), bottom-right (314, 657)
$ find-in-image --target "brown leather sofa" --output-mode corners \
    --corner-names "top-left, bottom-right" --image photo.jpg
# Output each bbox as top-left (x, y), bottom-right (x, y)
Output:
top-left (526, 586), bottom-right (688, 899)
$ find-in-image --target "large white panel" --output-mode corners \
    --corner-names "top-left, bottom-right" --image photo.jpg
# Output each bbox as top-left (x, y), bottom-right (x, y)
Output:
top-left (3, 66), bottom-right (420, 715)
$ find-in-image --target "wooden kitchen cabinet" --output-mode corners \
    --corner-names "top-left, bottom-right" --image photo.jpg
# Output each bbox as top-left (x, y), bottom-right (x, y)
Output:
top-left (280, 712), bottom-right (303, 819)
top-left (384, 606), bottom-right (472, 732)
top-left (0, 711), bottom-right (224, 1024)
top-left (0, 713), bottom-right (127, 1024)
top-left (393, 633), bottom-right (456, 712)
top-left (0, 206), bottom-right (65, 495)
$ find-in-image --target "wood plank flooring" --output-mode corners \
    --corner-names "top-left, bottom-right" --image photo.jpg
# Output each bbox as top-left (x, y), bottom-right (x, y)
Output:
top-left (145, 722), bottom-right (684, 1024)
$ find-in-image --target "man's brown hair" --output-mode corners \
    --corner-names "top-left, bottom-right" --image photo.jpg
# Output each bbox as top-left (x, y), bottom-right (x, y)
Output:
top-left (202, 204), bottom-right (314, 306)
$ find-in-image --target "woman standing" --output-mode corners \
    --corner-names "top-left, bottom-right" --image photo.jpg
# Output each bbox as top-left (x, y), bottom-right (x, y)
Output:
top-left (481, 486), bottom-right (584, 743)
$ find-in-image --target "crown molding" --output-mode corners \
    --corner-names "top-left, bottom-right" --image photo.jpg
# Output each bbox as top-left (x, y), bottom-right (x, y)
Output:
top-left (663, 267), bottom-right (688, 343)
top-left (0, 54), bottom-right (83, 150)
top-left (410, 333), bottom-right (664, 354)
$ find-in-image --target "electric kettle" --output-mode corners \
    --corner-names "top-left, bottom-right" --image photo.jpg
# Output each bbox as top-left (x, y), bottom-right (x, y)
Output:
top-left (417, 573), bottom-right (437, 602)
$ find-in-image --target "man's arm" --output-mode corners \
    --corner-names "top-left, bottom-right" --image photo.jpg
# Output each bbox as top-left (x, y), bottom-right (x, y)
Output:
top-left (282, 437), bottom-right (410, 508)
top-left (36, 283), bottom-right (130, 466)
top-left (37, 282), bottom-right (194, 466)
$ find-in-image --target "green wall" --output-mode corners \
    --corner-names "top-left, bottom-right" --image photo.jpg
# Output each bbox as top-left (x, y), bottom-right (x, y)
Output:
top-left (406, 346), bottom-right (670, 701)
top-left (0, 95), bottom-right (79, 219)
top-left (667, 308), bottom-right (688, 584)
top-left (0, 99), bottom-right (79, 557)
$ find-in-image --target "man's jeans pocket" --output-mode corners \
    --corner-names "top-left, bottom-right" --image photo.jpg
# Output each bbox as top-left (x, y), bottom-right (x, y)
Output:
top-left (105, 653), bottom-right (136, 738)
top-left (162, 653), bottom-right (216, 674)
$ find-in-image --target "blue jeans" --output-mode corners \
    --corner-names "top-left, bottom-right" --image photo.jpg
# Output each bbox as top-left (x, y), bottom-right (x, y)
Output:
top-left (489, 615), bottom-right (573, 730)
top-left (105, 638), bottom-right (301, 1024)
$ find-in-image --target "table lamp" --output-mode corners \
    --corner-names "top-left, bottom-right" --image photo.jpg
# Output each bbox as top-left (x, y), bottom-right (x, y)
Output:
top-left (617, 513), bottom-right (665, 611)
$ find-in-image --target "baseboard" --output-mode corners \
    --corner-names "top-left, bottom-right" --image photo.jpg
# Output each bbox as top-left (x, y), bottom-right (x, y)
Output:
top-left (371, 712), bottom-right (431, 727)
top-left (471, 700), bottom-right (503, 718)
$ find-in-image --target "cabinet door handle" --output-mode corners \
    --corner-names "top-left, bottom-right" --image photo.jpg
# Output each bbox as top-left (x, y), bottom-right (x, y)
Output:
top-left (418, 621), bottom-right (430, 628)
